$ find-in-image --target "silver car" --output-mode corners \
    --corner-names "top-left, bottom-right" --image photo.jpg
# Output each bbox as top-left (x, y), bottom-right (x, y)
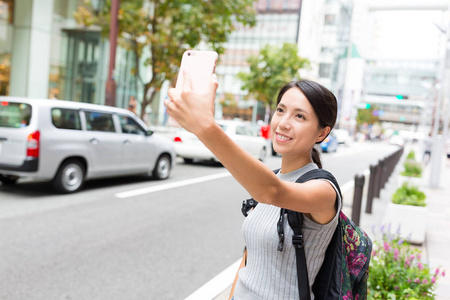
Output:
top-left (0, 97), bottom-right (175, 193)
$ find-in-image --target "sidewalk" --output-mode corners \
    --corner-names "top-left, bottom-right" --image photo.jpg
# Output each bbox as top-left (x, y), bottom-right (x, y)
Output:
top-left (357, 145), bottom-right (450, 299)
top-left (421, 156), bottom-right (450, 298)
top-left (212, 146), bottom-right (450, 300)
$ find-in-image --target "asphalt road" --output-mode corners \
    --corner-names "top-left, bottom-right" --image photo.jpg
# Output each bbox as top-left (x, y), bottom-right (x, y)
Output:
top-left (0, 141), bottom-right (399, 300)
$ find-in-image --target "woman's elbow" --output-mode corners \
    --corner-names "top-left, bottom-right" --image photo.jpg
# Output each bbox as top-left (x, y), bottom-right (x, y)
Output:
top-left (254, 186), bottom-right (279, 206)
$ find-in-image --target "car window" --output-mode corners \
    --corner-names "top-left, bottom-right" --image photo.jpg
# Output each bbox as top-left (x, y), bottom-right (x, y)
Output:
top-left (51, 108), bottom-right (81, 130)
top-left (218, 123), bottom-right (227, 131)
top-left (0, 101), bottom-right (32, 128)
top-left (85, 111), bottom-right (115, 133)
top-left (236, 125), bottom-right (252, 136)
top-left (117, 115), bottom-right (146, 135)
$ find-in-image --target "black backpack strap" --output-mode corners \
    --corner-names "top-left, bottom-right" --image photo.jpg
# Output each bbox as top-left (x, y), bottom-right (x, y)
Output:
top-left (288, 168), bottom-right (341, 300)
top-left (295, 168), bottom-right (342, 199)
top-left (287, 209), bottom-right (311, 300)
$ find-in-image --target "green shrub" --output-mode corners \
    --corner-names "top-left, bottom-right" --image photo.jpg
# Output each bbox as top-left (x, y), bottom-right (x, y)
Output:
top-left (406, 150), bottom-right (416, 160)
top-left (401, 160), bottom-right (423, 177)
top-left (392, 182), bottom-right (426, 207)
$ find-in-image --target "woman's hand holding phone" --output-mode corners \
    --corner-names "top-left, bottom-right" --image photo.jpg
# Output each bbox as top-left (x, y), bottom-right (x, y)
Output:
top-left (166, 50), bottom-right (218, 135)
top-left (166, 71), bottom-right (218, 136)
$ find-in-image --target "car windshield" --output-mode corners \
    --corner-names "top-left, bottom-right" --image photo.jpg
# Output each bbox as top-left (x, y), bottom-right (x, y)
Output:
top-left (0, 101), bottom-right (32, 128)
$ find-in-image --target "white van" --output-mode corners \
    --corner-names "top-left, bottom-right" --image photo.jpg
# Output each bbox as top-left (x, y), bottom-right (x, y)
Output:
top-left (0, 97), bottom-right (175, 193)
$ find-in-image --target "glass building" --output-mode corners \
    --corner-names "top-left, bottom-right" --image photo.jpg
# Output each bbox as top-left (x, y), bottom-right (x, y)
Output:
top-left (0, 0), bottom-right (136, 112)
top-left (216, 0), bottom-right (303, 121)
top-left (1, 0), bottom-right (352, 125)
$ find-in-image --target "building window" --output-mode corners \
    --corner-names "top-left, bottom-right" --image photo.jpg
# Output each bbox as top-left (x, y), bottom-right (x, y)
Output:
top-left (324, 14), bottom-right (335, 25)
top-left (0, 0), bottom-right (13, 24)
top-left (319, 63), bottom-right (332, 78)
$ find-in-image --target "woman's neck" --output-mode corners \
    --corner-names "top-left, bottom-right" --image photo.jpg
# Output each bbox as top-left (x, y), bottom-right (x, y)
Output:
top-left (279, 155), bottom-right (314, 174)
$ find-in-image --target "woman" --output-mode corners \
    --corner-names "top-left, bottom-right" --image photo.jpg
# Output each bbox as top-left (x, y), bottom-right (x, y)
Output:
top-left (166, 75), bottom-right (340, 299)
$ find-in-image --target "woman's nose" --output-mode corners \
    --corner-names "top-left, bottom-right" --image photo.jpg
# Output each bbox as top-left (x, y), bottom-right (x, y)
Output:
top-left (278, 116), bottom-right (291, 130)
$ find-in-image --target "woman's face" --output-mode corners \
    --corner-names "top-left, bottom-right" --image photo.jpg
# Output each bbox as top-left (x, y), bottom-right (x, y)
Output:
top-left (271, 87), bottom-right (328, 159)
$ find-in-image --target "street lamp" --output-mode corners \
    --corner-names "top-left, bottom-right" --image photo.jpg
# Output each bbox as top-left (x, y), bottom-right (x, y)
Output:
top-left (105, 0), bottom-right (120, 107)
top-left (91, 0), bottom-right (103, 14)
top-left (429, 5), bottom-right (450, 188)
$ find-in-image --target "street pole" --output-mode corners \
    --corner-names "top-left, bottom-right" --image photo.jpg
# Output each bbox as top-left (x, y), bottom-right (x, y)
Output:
top-left (105, 0), bottom-right (120, 107)
top-left (429, 2), bottom-right (450, 188)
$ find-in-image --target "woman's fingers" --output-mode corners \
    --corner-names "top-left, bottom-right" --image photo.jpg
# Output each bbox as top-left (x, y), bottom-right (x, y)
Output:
top-left (165, 73), bottom-right (218, 132)
top-left (182, 70), bottom-right (193, 92)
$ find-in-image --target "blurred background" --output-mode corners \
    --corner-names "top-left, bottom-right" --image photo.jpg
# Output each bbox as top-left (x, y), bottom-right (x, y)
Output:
top-left (1, 0), bottom-right (449, 144)
top-left (2, 1), bottom-right (450, 299)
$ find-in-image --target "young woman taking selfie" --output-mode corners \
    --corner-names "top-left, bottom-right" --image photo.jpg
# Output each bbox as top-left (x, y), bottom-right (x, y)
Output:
top-left (165, 74), bottom-right (341, 299)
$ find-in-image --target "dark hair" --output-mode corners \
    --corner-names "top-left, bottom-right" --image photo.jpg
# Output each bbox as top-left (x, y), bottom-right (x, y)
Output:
top-left (276, 80), bottom-right (338, 168)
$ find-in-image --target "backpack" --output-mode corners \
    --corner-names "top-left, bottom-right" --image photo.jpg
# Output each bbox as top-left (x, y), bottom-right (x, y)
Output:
top-left (241, 168), bottom-right (372, 300)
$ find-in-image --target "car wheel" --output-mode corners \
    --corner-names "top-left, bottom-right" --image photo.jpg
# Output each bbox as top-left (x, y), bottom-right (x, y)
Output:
top-left (259, 147), bottom-right (267, 162)
top-left (153, 155), bottom-right (171, 180)
top-left (0, 174), bottom-right (18, 185)
top-left (183, 158), bottom-right (194, 164)
top-left (271, 143), bottom-right (278, 156)
top-left (52, 159), bottom-right (85, 194)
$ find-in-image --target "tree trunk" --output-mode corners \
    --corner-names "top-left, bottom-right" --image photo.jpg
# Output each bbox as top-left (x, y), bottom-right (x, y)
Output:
top-left (140, 83), bottom-right (155, 122)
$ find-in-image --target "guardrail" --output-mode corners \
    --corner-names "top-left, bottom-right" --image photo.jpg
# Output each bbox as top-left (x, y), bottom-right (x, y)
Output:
top-left (350, 146), bottom-right (404, 226)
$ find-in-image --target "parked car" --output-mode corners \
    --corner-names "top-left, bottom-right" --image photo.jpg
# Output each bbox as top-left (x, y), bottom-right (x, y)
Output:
top-left (173, 119), bottom-right (267, 163)
top-left (388, 135), bottom-right (405, 147)
top-left (0, 97), bottom-right (175, 193)
top-left (333, 129), bottom-right (352, 145)
top-left (320, 131), bottom-right (338, 153)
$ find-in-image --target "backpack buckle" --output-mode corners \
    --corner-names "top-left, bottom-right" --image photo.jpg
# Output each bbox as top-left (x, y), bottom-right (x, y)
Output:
top-left (241, 198), bottom-right (258, 217)
top-left (292, 234), bottom-right (304, 249)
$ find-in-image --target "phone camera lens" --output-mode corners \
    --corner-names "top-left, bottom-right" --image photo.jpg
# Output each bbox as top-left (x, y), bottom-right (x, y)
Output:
top-left (187, 52), bottom-right (191, 56)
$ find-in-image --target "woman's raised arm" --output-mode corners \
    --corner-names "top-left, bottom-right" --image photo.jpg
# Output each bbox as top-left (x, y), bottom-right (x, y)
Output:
top-left (166, 74), bottom-right (336, 221)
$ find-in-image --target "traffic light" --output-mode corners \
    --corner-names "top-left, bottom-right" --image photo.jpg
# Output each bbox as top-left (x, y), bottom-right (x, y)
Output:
top-left (365, 103), bottom-right (371, 109)
top-left (396, 95), bottom-right (403, 100)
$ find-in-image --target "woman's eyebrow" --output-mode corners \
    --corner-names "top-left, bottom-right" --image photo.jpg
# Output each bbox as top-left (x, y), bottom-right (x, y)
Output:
top-left (278, 103), bottom-right (310, 115)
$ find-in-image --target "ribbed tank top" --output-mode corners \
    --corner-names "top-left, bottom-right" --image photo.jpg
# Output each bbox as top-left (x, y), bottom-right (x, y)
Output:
top-left (234, 163), bottom-right (342, 299)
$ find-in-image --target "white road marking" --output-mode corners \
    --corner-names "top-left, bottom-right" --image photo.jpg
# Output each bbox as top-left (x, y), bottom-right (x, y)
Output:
top-left (184, 259), bottom-right (241, 300)
top-left (340, 168), bottom-right (370, 195)
top-left (114, 172), bottom-right (232, 198)
top-left (340, 179), bottom-right (355, 194)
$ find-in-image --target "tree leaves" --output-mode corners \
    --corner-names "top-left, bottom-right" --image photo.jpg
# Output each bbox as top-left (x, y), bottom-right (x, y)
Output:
top-left (236, 43), bottom-right (310, 112)
top-left (74, 0), bottom-right (256, 120)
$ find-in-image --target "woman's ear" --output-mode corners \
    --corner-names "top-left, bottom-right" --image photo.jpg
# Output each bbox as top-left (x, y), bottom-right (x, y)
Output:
top-left (316, 126), bottom-right (331, 143)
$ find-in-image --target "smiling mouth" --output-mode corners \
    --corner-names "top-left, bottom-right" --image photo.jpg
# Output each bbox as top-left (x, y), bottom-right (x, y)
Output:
top-left (276, 133), bottom-right (292, 141)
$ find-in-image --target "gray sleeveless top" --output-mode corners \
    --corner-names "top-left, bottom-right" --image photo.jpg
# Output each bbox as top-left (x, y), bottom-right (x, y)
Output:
top-left (234, 163), bottom-right (342, 300)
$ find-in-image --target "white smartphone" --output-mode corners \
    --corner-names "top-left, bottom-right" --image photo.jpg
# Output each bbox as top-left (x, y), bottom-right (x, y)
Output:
top-left (168, 50), bottom-right (218, 127)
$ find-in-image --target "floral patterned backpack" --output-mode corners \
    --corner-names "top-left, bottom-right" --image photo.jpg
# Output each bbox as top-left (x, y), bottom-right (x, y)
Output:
top-left (242, 168), bottom-right (372, 299)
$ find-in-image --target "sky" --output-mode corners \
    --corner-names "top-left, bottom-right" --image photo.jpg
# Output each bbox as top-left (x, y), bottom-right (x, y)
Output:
top-left (373, 10), bottom-right (446, 59)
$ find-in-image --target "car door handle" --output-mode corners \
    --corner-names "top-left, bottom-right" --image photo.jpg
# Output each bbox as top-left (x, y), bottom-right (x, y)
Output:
top-left (0, 137), bottom-right (7, 141)
top-left (89, 138), bottom-right (98, 145)
top-left (123, 140), bottom-right (131, 145)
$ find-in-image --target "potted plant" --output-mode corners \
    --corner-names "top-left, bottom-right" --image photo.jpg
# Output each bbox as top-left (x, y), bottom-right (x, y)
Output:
top-left (383, 182), bottom-right (427, 244)
top-left (398, 150), bottom-right (423, 186)
top-left (368, 228), bottom-right (445, 299)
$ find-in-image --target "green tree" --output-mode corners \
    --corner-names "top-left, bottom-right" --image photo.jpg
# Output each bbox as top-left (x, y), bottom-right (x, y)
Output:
top-left (74, 0), bottom-right (256, 120)
top-left (356, 107), bottom-right (379, 126)
top-left (236, 43), bottom-right (310, 118)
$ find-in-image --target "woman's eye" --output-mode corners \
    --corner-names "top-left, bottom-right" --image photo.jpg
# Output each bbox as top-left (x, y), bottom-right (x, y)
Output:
top-left (296, 114), bottom-right (305, 119)
top-left (276, 107), bottom-right (284, 113)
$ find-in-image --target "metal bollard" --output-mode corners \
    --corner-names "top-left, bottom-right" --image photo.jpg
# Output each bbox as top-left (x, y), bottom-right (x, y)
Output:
top-left (352, 173), bottom-right (365, 226)
top-left (365, 164), bottom-right (376, 214)
top-left (380, 158), bottom-right (388, 189)
top-left (374, 160), bottom-right (382, 198)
